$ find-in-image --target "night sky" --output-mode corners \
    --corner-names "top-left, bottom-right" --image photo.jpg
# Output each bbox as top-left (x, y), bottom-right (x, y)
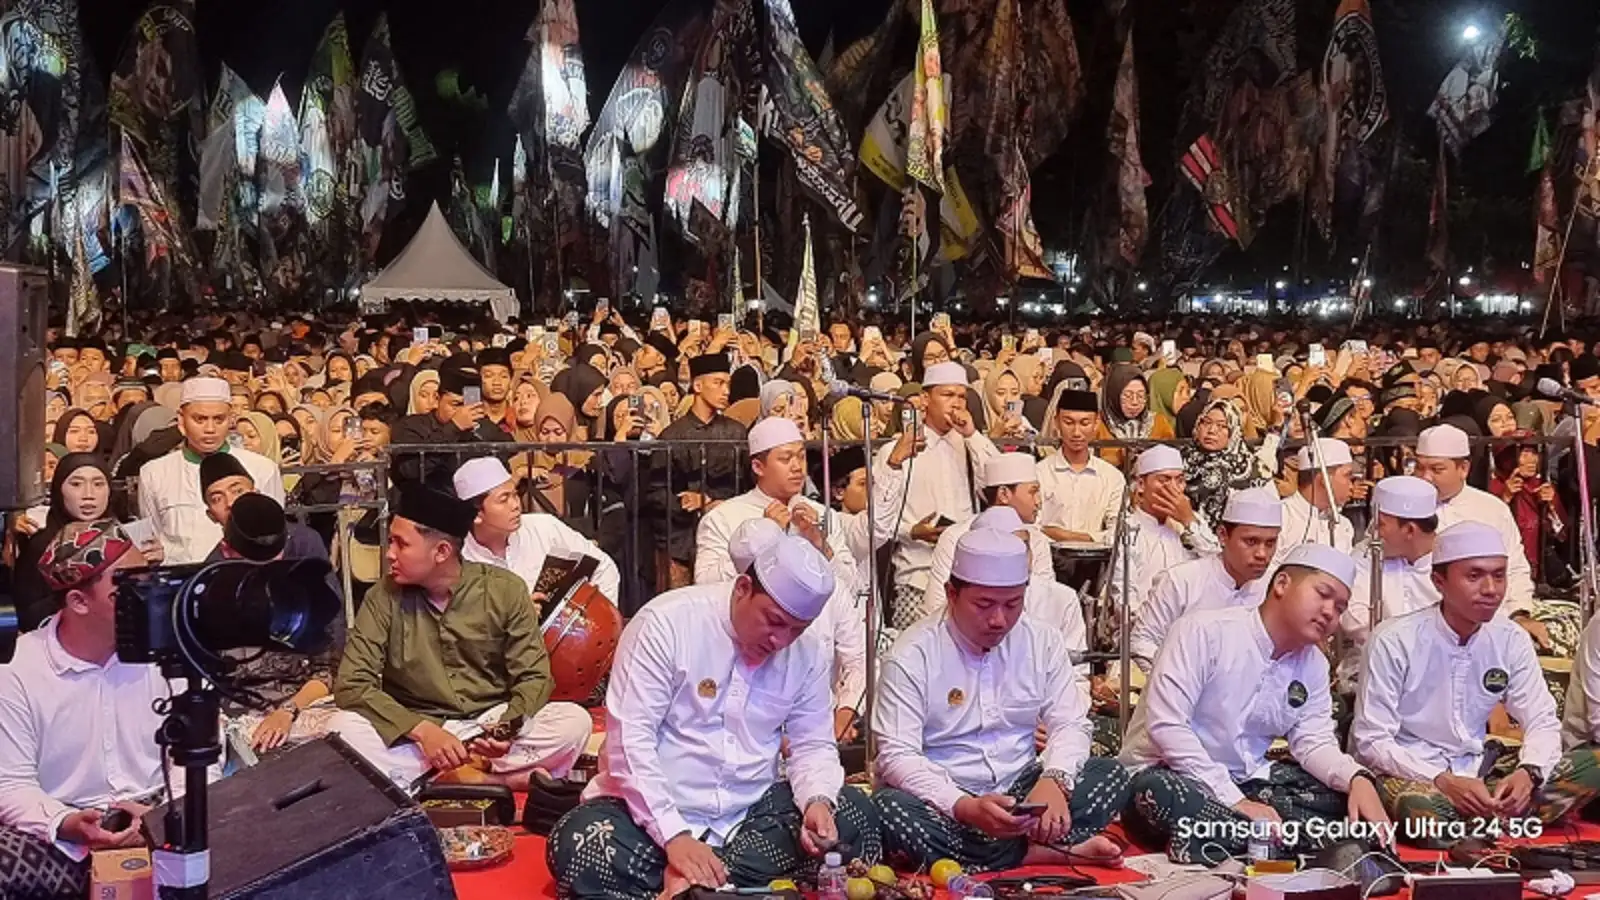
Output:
top-left (74, 0), bottom-right (1600, 287)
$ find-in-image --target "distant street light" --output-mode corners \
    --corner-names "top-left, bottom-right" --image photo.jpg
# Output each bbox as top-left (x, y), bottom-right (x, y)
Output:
top-left (1136, 281), bottom-right (1149, 292)
top-left (1461, 23), bottom-right (1482, 42)
top-left (1274, 280), bottom-right (1287, 290)
top-left (1458, 275), bottom-right (1473, 287)
top-left (1361, 278), bottom-right (1374, 288)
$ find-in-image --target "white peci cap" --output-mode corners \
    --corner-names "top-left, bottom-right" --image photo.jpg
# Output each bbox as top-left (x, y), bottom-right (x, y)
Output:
top-left (753, 536), bottom-right (836, 620)
top-left (950, 528), bottom-right (1030, 588)
top-left (1416, 424), bottom-right (1471, 459)
top-left (1432, 521), bottom-right (1507, 565)
top-left (972, 506), bottom-right (1025, 534)
top-left (729, 517), bottom-right (785, 574)
top-left (1295, 438), bottom-right (1354, 470)
top-left (1372, 476), bottom-right (1438, 520)
top-left (1134, 445), bottom-right (1184, 477)
top-left (983, 452), bottom-right (1038, 487)
top-left (748, 416), bottom-right (806, 455)
top-left (453, 457), bottom-right (514, 501)
top-left (180, 376), bottom-right (231, 406)
top-left (922, 362), bottom-right (969, 388)
top-left (1221, 486), bottom-right (1284, 528)
top-left (1278, 543), bottom-right (1357, 590)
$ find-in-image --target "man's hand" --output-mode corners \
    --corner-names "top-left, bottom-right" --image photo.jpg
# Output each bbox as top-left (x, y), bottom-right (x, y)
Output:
top-left (953, 794), bottom-right (1030, 839)
top-left (252, 709), bottom-right (295, 751)
top-left (467, 736), bottom-right (513, 759)
top-left (678, 491), bottom-right (708, 512)
top-left (1539, 484), bottom-right (1557, 504)
top-left (1505, 475), bottom-right (1526, 495)
top-left (1345, 777), bottom-right (1390, 835)
top-left (450, 403), bottom-right (486, 431)
top-left (1232, 799), bottom-right (1282, 824)
top-left (1024, 777), bottom-right (1072, 846)
top-left (1433, 773), bottom-right (1498, 819)
top-left (834, 708), bottom-right (858, 742)
top-left (1044, 528), bottom-right (1095, 543)
top-left (800, 800), bottom-right (839, 857)
top-left (791, 506), bottom-right (829, 557)
top-left (909, 512), bottom-right (947, 544)
top-left (949, 408), bottom-right (976, 438)
top-left (1089, 674), bottom-right (1120, 707)
top-left (409, 721), bottom-right (469, 772)
top-left (58, 808), bottom-right (144, 850)
top-left (1150, 482), bottom-right (1196, 527)
top-left (764, 501), bottom-right (793, 531)
top-left (1513, 614), bottom-right (1553, 651)
top-left (664, 833), bottom-right (727, 888)
top-left (1491, 768), bottom-right (1535, 817)
top-left (888, 424), bottom-right (924, 468)
top-left (1034, 721), bottom-right (1049, 753)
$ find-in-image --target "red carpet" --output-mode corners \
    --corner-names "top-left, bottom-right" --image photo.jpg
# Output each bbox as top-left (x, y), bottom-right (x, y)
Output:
top-left (451, 816), bottom-right (1600, 899)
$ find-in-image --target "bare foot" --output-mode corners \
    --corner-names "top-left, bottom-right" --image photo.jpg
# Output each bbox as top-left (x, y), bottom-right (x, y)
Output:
top-left (1069, 834), bottom-right (1124, 867)
top-left (659, 873), bottom-right (690, 900)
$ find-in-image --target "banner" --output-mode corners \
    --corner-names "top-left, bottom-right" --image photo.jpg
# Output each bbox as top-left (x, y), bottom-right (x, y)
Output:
top-left (117, 130), bottom-right (190, 267)
top-left (510, 0), bottom-right (589, 152)
top-left (1428, 22), bottom-right (1506, 155)
top-left (300, 13), bottom-right (357, 237)
top-left (665, 0), bottom-right (754, 237)
top-left (904, 0), bottom-right (946, 194)
top-left (1179, 133), bottom-right (1242, 243)
top-left (795, 212), bottom-right (819, 337)
top-left (108, 0), bottom-right (203, 209)
top-left (760, 0), bottom-right (861, 232)
top-left (356, 14), bottom-right (410, 258)
top-left (1105, 33), bottom-right (1148, 268)
top-left (1324, 0), bottom-right (1388, 145)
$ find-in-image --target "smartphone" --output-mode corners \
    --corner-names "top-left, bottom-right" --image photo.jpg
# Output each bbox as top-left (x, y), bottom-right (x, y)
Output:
top-left (541, 333), bottom-right (559, 357)
top-left (651, 308), bottom-right (671, 332)
top-left (1308, 344), bottom-right (1326, 367)
top-left (121, 517), bottom-right (158, 549)
top-left (1161, 339), bottom-right (1178, 363)
top-left (1026, 328), bottom-right (1040, 345)
top-left (252, 360), bottom-right (268, 378)
top-left (628, 394), bottom-right (643, 413)
top-left (1036, 348), bottom-right (1054, 365)
top-left (492, 333), bottom-right (509, 349)
top-left (864, 325), bottom-right (882, 343)
top-left (932, 312), bottom-right (951, 332)
top-left (1343, 339), bottom-right (1368, 354)
top-left (596, 298), bottom-right (610, 317)
top-left (546, 317), bottom-right (562, 331)
top-left (901, 406), bottom-right (917, 429)
top-left (1256, 353), bottom-right (1275, 372)
top-left (564, 312), bottom-right (580, 329)
top-left (427, 325), bottom-right (443, 341)
top-left (463, 386), bottom-right (482, 406)
top-left (1001, 334), bottom-right (1016, 353)
top-left (717, 313), bottom-right (736, 332)
top-left (1005, 400), bottom-right (1022, 419)
top-left (1012, 802), bottom-right (1048, 816)
top-left (345, 416), bottom-right (363, 441)
top-left (934, 514), bottom-right (957, 529)
top-left (412, 327), bottom-right (428, 346)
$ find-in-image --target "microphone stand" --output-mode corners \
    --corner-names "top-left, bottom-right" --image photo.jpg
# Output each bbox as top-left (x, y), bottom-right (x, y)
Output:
top-left (1566, 398), bottom-right (1598, 625)
top-left (1298, 410), bottom-right (1346, 659)
top-left (859, 401), bottom-right (880, 781)
top-left (1114, 483), bottom-right (1140, 737)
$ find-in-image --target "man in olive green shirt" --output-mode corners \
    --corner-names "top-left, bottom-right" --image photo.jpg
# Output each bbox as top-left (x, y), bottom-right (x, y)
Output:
top-left (330, 484), bottom-right (591, 790)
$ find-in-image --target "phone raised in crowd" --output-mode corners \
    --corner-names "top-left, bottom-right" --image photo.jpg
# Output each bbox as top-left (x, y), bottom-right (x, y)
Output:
top-left (463, 386), bottom-right (482, 406)
top-left (345, 416), bottom-right (363, 441)
top-left (1001, 334), bottom-right (1017, 353)
top-left (412, 327), bottom-right (429, 346)
top-left (1161, 339), bottom-right (1178, 363)
top-left (1256, 353), bottom-right (1276, 372)
top-left (932, 312), bottom-right (951, 332)
top-left (596, 298), bottom-right (610, 317)
top-left (1344, 339), bottom-right (1369, 354)
top-left (1308, 343), bottom-right (1326, 367)
top-left (864, 325), bottom-right (882, 343)
top-left (1005, 400), bottom-right (1023, 419)
top-left (651, 307), bottom-right (671, 332)
top-left (717, 313), bottom-right (736, 332)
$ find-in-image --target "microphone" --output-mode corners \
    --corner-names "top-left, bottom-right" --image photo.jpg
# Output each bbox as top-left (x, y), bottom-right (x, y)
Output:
top-left (828, 380), bottom-right (904, 403)
top-left (1538, 377), bottom-right (1594, 406)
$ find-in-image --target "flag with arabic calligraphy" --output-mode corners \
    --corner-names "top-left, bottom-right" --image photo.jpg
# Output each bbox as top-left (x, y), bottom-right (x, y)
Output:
top-left (760, 0), bottom-right (861, 232)
top-left (356, 14), bottom-right (412, 261)
top-left (509, 0), bottom-right (589, 268)
top-left (904, 0), bottom-right (946, 194)
top-left (300, 13), bottom-right (356, 236)
top-left (117, 130), bottom-right (190, 267)
top-left (1428, 22), bottom-right (1506, 156)
top-left (257, 82), bottom-right (302, 269)
top-left (795, 213), bottom-right (819, 338)
top-left (665, 0), bottom-right (755, 240)
top-left (108, 0), bottom-right (203, 225)
top-left (1106, 33), bottom-right (1148, 268)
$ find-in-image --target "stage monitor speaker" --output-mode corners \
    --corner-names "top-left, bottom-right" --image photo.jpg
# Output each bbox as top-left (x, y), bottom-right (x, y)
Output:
top-left (0, 264), bottom-right (47, 510)
top-left (145, 735), bottom-right (457, 900)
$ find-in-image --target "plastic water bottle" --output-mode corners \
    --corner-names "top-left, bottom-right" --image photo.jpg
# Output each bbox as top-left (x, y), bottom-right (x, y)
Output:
top-left (817, 852), bottom-right (846, 900)
top-left (948, 875), bottom-right (993, 900)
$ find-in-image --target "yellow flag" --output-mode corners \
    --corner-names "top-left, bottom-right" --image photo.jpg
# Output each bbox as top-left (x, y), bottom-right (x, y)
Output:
top-left (904, 0), bottom-right (946, 193)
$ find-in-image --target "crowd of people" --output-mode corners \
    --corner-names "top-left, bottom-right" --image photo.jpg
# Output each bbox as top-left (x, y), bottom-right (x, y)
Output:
top-left (7, 299), bottom-right (1600, 898)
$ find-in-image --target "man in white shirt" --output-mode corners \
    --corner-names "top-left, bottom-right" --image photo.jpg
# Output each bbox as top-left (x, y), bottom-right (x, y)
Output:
top-left (1274, 438), bottom-right (1355, 563)
top-left (1106, 445), bottom-right (1220, 627)
top-left (879, 361), bottom-right (1001, 628)
top-left (919, 453), bottom-right (1055, 617)
top-left (1352, 523), bottom-right (1600, 845)
top-left (1119, 544), bottom-right (1389, 863)
top-left (1413, 423), bottom-right (1544, 646)
top-left (1129, 487), bottom-right (1283, 672)
top-left (1336, 476), bottom-right (1440, 690)
top-left (452, 456), bottom-right (622, 605)
top-left (1562, 614), bottom-right (1600, 752)
top-left (726, 517), bottom-right (867, 740)
top-left (0, 522), bottom-right (159, 896)
top-left (823, 436), bottom-right (914, 605)
top-left (873, 529), bottom-right (1128, 871)
top-left (1035, 388), bottom-right (1124, 544)
top-left (138, 376), bottom-right (284, 564)
top-left (695, 417), bottom-right (856, 588)
top-left (549, 537), bottom-right (878, 900)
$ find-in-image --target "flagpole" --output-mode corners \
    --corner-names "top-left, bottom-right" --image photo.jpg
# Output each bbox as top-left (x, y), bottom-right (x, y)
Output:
top-left (753, 88), bottom-right (765, 307)
top-left (1539, 156), bottom-right (1594, 340)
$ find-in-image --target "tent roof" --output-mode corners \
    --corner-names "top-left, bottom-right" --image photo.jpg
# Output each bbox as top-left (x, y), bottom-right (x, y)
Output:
top-left (360, 202), bottom-right (515, 316)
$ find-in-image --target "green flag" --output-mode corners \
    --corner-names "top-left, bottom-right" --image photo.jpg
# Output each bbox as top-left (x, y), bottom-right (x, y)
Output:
top-left (1528, 109), bottom-right (1550, 174)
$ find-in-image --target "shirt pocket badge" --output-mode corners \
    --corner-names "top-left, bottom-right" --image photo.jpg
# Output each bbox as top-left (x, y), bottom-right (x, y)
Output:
top-left (698, 678), bottom-right (718, 699)
top-left (948, 687), bottom-right (965, 707)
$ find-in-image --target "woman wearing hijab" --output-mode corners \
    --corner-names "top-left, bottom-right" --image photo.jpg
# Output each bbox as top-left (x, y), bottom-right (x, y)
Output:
top-left (1096, 363), bottom-right (1174, 467)
top-left (760, 379), bottom-right (799, 421)
top-left (1007, 354), bottom-right (1049, 430)
top-left (981, 366), bottom-right (1031, 440)
top-left (12, 454), bottom-right (113, 631)
top-left (1183, 399), bottom-right (1270, 528)
top-left (234, 411), bottom-right (283, 465)
top-left (53, 409), bottom-right (103, 454)
top-left (551, 362), bottom-right (608, 436)
top-left (907, 331), bottom-right (952, 383)
top-left (406, 370), bottom-right (440, 416)
top-left (1147, 368), bottom-right (1193, 434)
top-left (508, 375), bottom-right (547, 443)
top-left (1237, 369), bottom-right (1279, 440)
top-left (1490, 435), bottom-right (1568, 585)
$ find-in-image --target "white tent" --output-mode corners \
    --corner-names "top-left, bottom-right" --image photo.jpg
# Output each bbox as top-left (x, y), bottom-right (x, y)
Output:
top-left (359, 201), bottom-right (518, 322)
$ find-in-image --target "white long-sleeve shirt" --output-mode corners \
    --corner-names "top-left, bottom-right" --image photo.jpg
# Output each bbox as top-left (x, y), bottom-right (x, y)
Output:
top-left (1274, 492), bottom-right (1355, 563)
top-left (807, 571), bottom-right (869, 715)
top-left (875, 615), bottom-right (1092, 816)
top-left (877, 426), bottom-right (1000, 596)
top-left (919, 517), bottom-right (1054, 618)
top-left (1436, 486), bottom-right (1535, 616)
top-left (1352, 606), bottom-right (1561, 783)
top-left (1106, 508), bottom-right (1219, 623)
top-left (694, 488), bottom-right (856, 587)
top-left (0, 619), bottom-right (170, 861)
top-left (586, 583), bottom-right (844, 847)
top-left (1119, 606), bottom-right (1363, 807)
top-left (463, 512), bottom-right (622, 606)
top-left (1336, 551), bottom-right (1439, 687)
top-left (1035, 452), bottom-right (1125, 544)
top-left (920, 578), bottom-right (1089, 678)
top-left (138, 446), bottom-right (285, 564)
top-left (837, 457), bottom-right (908, 598)
top-left (1562, 613), bottom-right (1600, 750)
top-left (1130, 555), bottom-right (1269, 672)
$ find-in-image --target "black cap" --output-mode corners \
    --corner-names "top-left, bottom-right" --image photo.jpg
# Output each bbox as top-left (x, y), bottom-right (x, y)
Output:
top-left (476, 348), bottom-right (512, 371)
top-left (224, 493), bottom-right (288, 562)
top-left (1055, 389), bottom-right (1098, 413)
top-left (1572, 354), bottom-right (1600, 384)
top-left (645, 332), bottom-right (679, 364)
top-left (200, 453), bottom-right (252, 494)
top-left (688, 352), bottom-right (731, 379)
top-left (396, 482), bottom-right (476, 539)
top-left (439, 366), bottom-right (480, 397)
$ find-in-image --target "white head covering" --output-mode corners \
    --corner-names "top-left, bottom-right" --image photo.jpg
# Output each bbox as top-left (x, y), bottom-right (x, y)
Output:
top-left (1278, 543), bottom-right (1357, 590)
top-left (752, 536), bottom-right (836, 620)
top-left (1433, 522), bottom-right (1507, 564)
top-left (950, 529), bottom-right (1030, 588)
top-left (923, 362), bottom-right (969, 388)
top-left (730, 518), bottom-right (785, 573)
top-left (983, 452), bottom-right (1038, 487)
top-left (1134, 445), bottom-right (1184, 476)
top-left (180, 377), bottom-right (231, 406)
top-left (454, 457), bottom-right (513, 501)
top-left (1295, 438), bottom-right (1354, 470)
top-left (748, 416), bottom-right (805, 455)
top-left (972, 506), bottom-right (1025, 534)
top-left (1373, 476), bottom-right (1438, 520)
top-left (1417, 424), bottom-right (1470, 459)
top-left (1222, 486), bottom-right (1284, 528)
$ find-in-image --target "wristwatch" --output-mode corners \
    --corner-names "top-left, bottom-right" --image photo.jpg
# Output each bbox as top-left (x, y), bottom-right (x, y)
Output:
top-left (1349, 769), bottom-right (1378, 790)
top-left (804, 794), bottom-right (837, 813)
top-left (1517, 763), bottom-right (1545, 791)
top-left (1040, 768), bottom-right (1073, 796)
top-left (275, 700), bottom-right (302, 720)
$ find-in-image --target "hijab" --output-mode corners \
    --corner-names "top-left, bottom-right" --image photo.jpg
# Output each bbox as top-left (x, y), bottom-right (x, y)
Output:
top-left (407, 370), bottom-right (440, 415)
top-left (109, 400), bottom-right (160, 463)
top-left (1147, 368), bottom-right (1186, 422)
top-left (14, 453), bottom-right (113, 631)
top-left (240, 411), bottom-right (282, 464)
top-left (531, 393), bottom-right (584, 513)
top-left (556, 362), bottom-right (607, 432)
top-left (908, 331), bottom-right (950, 383)
top-left (830, 396), bottom-right (868, 441)
top-left (52, 408), bottom-right (104, 454)
top-left (760, 379), bottom-right (799, 417)
top-left (1240, 369), bottom-right (1278, 437)
top-left (1175, 386), bottom-right (1212, 439)
top-left (1101, 363), bottom-right (1153, 440)
top-left (1182, 399), bottom-right (1268, 528)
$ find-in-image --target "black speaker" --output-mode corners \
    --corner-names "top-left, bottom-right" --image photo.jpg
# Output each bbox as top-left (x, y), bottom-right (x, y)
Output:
top-left (0, 264), bottom-right (47, 510)
top-left (145, 735), bottom-right (458, 900)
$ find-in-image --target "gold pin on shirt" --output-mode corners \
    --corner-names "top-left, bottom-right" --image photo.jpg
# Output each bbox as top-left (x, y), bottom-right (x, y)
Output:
top-left (698, 678), bottom-right (718, 699)
top-left (948, 688), bottom-right (965, 707)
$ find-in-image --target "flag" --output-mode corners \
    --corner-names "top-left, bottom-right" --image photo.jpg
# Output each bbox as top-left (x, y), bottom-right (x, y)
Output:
top-left (356, 14), bottom-right (412, 260)
top-left (1105, 32), bottom-right (1148, 268)
top-left (197, 67), bottom-right (240, 231)
top-left (584, 0), bottom-right (709, 299)
top-left (509, 0), bottom-right (589, 152)
top-left (300, 13), bottom-right (356, 235)
top-left (760, 0), bottom-right (861, 232)
top-left (67, 218), bottom-right (97, 337)
top-left (1324, 0), bottom-right (1388, 145)
top-left (1020, 0), bottom-right (1085, 169)
top-left (665, 0), bottom-right (754, 238)
top-left (904, 0), bottom-right (946, 194)
top-left (1425, 143), bottom-right (1449, 274)
top-left (795, 213), bottom-right (819, 338)
top-left (1179, 134), bottom-right (1242, 243)
top-left (511, 134), bottom-right (529, 246)
top-left (1428, 22), bottom-right (1506, 155)
top-left (117, 131), bottom-right (189, 267)
top-left (1528, 109), bottom-right (1550, 175)
top-left (107, 0), bottom-right (203, 210)
top-left (1534, 162), bottom-right (1559, 286)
